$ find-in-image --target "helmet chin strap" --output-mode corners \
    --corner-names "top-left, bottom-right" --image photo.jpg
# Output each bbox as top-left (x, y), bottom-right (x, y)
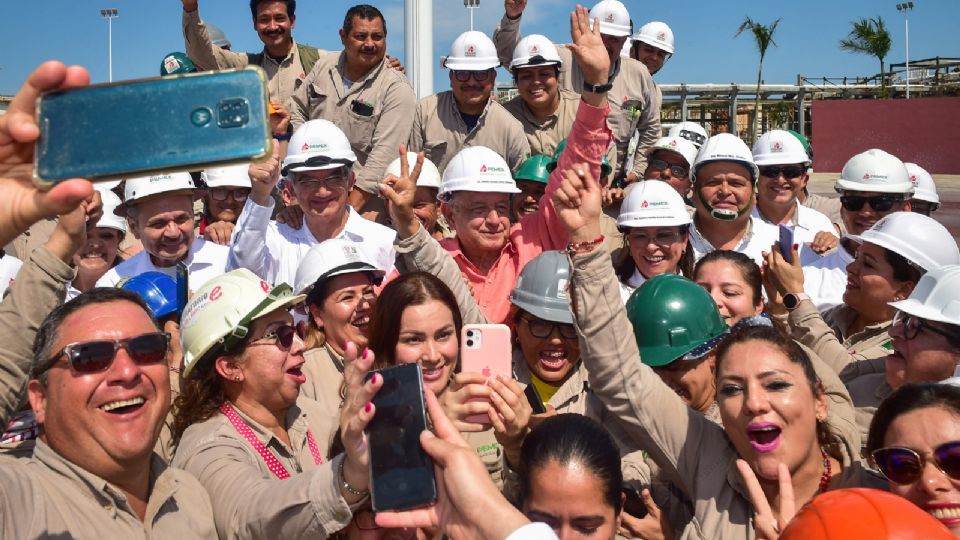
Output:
top-left (696, 184), bottom-right (754, 221)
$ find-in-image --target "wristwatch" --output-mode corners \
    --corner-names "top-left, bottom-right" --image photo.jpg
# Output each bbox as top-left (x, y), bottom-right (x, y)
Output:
top-left (582, 79), bottom-right (613, 93)
top-left (783, 292), bottom-right (811, 312)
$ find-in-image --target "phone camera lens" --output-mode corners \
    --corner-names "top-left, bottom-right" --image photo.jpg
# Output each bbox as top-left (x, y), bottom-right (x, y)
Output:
top-left (466, 339), bottom-right (474, 347)
top-left (466, 330), bottom-right (474, 337)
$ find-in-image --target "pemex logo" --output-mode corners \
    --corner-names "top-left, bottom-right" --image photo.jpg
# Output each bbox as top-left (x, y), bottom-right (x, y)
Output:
top-left (772, 141), bottom-right (783, 152)
top-left (302, 143), bottom-right (310, 151)
top-left (480, 164), bottom-right (487, 172)
top-left (480, 163), bottom-right (506, 174)
top-left (863, 173), bottom-right (872, 180)
top-left (465, 44), bottom-right (476, 57)
top-left (641, 200), bottom-right (649, 208)
top-left (657, 31), bottom-right (667, 41)
top-left (669, 140), bottom-right (678, 148)
top-left (910, 174), bottom-right (918, 184)
top-left (529, 44), bottom-right (540, 54)
top-left (605, 12), bottom-right (615, 22)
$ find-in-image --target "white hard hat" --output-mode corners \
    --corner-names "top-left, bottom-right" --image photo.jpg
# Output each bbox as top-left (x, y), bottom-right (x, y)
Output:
top-left (202, 164), bottom-right (252, 189)
top-left (589, 0), bottom-right (631, 37)
top-left (180, 268), bottom-right (305, 379)
top-left (834, 149), bottom-right (914, 195)
top-left (645, 136), bottom-right (698, 168)
top-left (443, 31), bottom-right (500, 71)
top-left (116, 172), bottom-right (195, 216)
top-left (294, 238), bottom-right (385, 298)
top-left (668, 122), bottom-right (708, 149)
top-left (617, 180), bottom-right (692, 229)
top-left (510, 35), bottom-right (563, 71)
top-left (94, 187), bottom-right (127, 233)
top-left (850, 212), bottom-right (959, 273)
top-left (692, 133), bottom-right (759, 183)
top-left (439, 146), bottom-right (521, 199)
top-left (632, 21), bottom-right (675, 55)
top-left (890, 265), bottom-right (960, 327)
top-left (385, 152), bottom-right (442, 190)
top-left (282, 119), bottom-right (357, 177)
top-left (905, 162), bottom-right (940, 204)
top-left (752, 130), bottom-right (811, 167)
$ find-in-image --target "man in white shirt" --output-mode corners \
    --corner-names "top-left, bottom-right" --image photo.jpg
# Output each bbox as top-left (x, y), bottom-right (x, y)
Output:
top-left (687, 133), bottom-right (778, 266)
top-left (98, 173), bottom-right (229, 292)
top-left (751, 129), bottom-right (838, 266)
top-left (228, 119), bottom-right (396, 286)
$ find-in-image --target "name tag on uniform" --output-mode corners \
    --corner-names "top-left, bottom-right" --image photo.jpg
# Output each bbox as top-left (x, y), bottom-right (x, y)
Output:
top-left (351, 99), bottom-right (374, 116)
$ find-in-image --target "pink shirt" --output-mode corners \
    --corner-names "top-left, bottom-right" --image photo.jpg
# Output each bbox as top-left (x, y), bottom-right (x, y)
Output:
top-left (440, 100), bottom-right (613, 323)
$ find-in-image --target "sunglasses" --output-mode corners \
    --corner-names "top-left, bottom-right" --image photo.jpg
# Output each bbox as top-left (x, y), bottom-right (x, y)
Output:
top-left (248, 324), bottom-right (306, 349)
top-left (892, 311), bottom-right (959, 341)
top-left (840, 195), bottom-right (901, 212)
top-left (522, 316), bottom-right (578, 340)
top-left (872, 441), bottom-right (960, 485)
top-left (47, 332), bottom-right (170, 374)
top-left (628, 228), bottom-right (685, 246)
top-left (677, 130), bottom-right (706, 146)
top-left (453, 69), bottom-right (493, 82)
top-left (648, 159), bottom-right (689, 178)
top-left (759, 165), bottom-right (805, 179)
top-left (209, 187), bottom-right (250, 201)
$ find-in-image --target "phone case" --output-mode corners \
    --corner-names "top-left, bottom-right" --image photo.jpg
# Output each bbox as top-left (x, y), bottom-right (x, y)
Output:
top-left (460, 324), bottom-right (513, 424)
top-left (34, 66), bottom-right (271, 186)
top-left (778, 224), bottom-right (795, 264)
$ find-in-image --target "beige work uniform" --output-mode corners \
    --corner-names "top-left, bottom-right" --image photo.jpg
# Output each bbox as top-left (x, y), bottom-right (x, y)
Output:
top-left (846, 372), bottom-right (894, 440)
top-left (568, 247), bottom-right (885, 539)
top-left (172, 396), bottom-right (354, 539)
top-left (408, 91), bottom-right (531, 174)
top-left (787, 300), bottom-right (893, 382)
top-left (0, 246), bottom-right (73, 425)
top-left (290, 53), bottom-right (416, 197)
top-left (493, 15), bottom-right (661, 179)
top-left (301, 343), bottom-right (346, 451)
top-left (182, 10), bottom-right (324, 107)
top-left (0, 440), bottom-right (216, 539)
top-left (503, 88), bottom-right (618, 167)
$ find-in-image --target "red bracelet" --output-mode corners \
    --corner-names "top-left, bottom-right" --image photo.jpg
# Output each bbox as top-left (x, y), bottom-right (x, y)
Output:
top-left (566, 235), bottom-right (605, 255)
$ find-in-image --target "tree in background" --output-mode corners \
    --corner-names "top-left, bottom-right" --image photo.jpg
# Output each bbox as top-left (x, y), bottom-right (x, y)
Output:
top-left (840, 17), bottom-right (893, 97)
top-left (735, 16), bottom-right (782, 144)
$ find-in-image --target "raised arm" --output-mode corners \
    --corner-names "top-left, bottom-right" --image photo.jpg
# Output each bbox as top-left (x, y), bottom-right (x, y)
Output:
top-left (227, 144), bottom-right (281, 282)
top-left (492, 0), bottom-right (527, 67)
top-left (181, 0), bottom-right (249, 70)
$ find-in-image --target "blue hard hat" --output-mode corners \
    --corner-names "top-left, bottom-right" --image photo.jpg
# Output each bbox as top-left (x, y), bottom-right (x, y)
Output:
top-left (120, 272), bottom-right (178, 319)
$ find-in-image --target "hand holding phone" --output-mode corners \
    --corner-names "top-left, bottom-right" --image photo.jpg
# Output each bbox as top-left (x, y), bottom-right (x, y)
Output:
top-left (460, 324), bottom-right (513, 424)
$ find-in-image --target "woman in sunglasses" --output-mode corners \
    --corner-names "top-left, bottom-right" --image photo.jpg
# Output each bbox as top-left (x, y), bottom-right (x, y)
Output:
top-left (172, 268), bottom-right (381, 538)
top-left (640, 136), bottom-right (698, 203)
top-left (198, 164), bottom-right (252, 246)
top-left (764, 212), bottom-right (960, 440)
top-left (867, 383), bottom-right (960, 536)
top-left (615, 179), bottom-right (693, 303)
top-left (293, 239), bottom-right (384, 448)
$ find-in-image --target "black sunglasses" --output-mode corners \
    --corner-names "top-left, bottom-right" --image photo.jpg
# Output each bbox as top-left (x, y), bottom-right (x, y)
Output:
top-left (677, 130), bottom-right (706, 146)
top-left (759, 165), bottom-right (805, 179)
top-left (872, 441), bottom-right (960, 485)
top-left (840, 195), bottom-right (901, 212)
top-left (648, 159), bottom-right (689, 178)
top-left (47, 332), bottom-right (170, 374)
top-left (453, 69), bottom-right (493, 82)
top-left (249, 324), bottom-right (306, 349)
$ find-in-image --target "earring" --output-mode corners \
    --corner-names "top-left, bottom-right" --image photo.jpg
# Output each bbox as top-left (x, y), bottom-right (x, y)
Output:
top-left (233, 375), bottom-right (241, 382)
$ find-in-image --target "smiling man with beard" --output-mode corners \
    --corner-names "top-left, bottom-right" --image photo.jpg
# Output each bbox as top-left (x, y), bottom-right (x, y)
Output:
top-left (290, 5), bottom-right (416, 219)
top-left (0, 289), bottom-right (218, 538)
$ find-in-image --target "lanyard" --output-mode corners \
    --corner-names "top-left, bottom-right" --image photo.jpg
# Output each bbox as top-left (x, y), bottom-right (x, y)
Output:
top-left (219, 401), bottom-right (324, 479)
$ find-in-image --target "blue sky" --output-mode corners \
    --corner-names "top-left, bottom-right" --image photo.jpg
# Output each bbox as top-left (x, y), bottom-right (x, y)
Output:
top-left (1, 0), bottom-right (956, 95)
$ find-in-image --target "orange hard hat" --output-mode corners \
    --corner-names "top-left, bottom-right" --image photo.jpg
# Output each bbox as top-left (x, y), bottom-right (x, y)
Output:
top-left (780, 488), bottom-right (953, 539)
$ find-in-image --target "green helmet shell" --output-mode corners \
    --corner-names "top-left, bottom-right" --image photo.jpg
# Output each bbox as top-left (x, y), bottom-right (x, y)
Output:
top-left (625, 273), bottom-right (728, 367)
top-left (515, 154), bottom-right (552, 185)
top-left (546, 139), bottom-right (612, 177)
top-left (160, 52), bottom-right (197, 76)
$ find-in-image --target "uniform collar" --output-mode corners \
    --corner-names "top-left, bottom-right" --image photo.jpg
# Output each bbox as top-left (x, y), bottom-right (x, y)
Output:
top-left (443, 90), bottom-right (493, 130)
top-left (690, 215), bottom-right (756, 254)
top-left (442, 235), bottom-right (516, 278)
top-left (262, 39), bottom-right (298, 65)
top-left (333, 52), bottom-right (386, 97)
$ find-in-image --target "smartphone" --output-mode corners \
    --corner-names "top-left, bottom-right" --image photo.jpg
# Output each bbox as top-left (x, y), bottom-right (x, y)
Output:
top-left (460, 324), bottom-right (513, 424)
top-left (175, 261), bottom-right (189, 319)
top-left (621, 486), bottom-right (648, 519)
top-left (365, 363), bottom-right (437, 512)
top-left (778, 224), bottom-right (795, 264)
top-left (35, 67), bottom-right (271, 186)
top-left (524, 383), bottom-right (548, 414)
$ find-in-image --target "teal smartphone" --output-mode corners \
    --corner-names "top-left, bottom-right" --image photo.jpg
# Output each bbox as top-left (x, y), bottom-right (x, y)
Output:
top-left (34, 66), bottom-right (271, 187)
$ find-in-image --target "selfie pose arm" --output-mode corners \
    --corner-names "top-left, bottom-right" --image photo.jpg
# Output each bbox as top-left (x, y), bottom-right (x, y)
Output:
top-left (181, 0), bottom-right (249, 71)
top-left (226, 143), bottom-right (283, 282)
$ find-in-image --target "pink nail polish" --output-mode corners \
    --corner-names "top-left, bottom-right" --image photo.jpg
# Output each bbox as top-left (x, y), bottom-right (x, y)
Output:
top-left (372, 373), bottom-right (380, 385)
top-left (364, 402), bottom-right (373, 413)
top-left (361, 347), bottom-right (369, 360)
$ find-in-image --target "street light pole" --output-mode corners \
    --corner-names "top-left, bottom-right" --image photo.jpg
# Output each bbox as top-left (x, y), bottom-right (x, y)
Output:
top-left (896, 2), bottom-right (914, 99)
top-left (100, 8), bottom-right (119, 82)
top-left (464, 0), bottom-right (480, 31)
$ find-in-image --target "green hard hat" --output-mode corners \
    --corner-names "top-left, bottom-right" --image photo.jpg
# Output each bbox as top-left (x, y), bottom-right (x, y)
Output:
top-left (161, 52), bottom-right (197, 76)
top-left (509, 251), bottom-right (572, 323)
top-left (545, 139), bottom-right (612, 177)
top-left (515, 154), bottom-right (552, 185)
top-left (625, 273), bottom-right (728, 367)
top-left (786, 129), bottom-right (813, 161)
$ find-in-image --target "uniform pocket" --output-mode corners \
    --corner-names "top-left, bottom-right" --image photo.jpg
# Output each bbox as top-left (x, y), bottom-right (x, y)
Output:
top-left (423, 140), bottom-right (448, 167)
top-left (611, 99), bottom-right (643, 141)
top-left (345, 107), bottom-right (377, 154)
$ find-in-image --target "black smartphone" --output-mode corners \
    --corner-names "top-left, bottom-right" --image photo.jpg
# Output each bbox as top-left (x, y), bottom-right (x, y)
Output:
top-left (34, 67), bottom-right (271, 186)
top-left (622, 486), bottom-right (648, 519)
top-left (175, 261), bottom-right (189, 319)
top-left (365, 363), bottom-right (437, 512)
top-left (524, 383), bottom-right (548, 414)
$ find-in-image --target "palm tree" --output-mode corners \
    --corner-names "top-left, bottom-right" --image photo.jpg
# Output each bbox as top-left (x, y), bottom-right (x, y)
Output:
top-left (735, 17), bottom-right (782, 144)
top-left (840, 17), bottom-right (893, 97)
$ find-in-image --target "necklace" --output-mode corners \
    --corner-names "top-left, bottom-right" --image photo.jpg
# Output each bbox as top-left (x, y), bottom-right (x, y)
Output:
top-left (817, 447), bottom-right (832, 494)
top-left (219, 401), bottom-right (324, 479)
